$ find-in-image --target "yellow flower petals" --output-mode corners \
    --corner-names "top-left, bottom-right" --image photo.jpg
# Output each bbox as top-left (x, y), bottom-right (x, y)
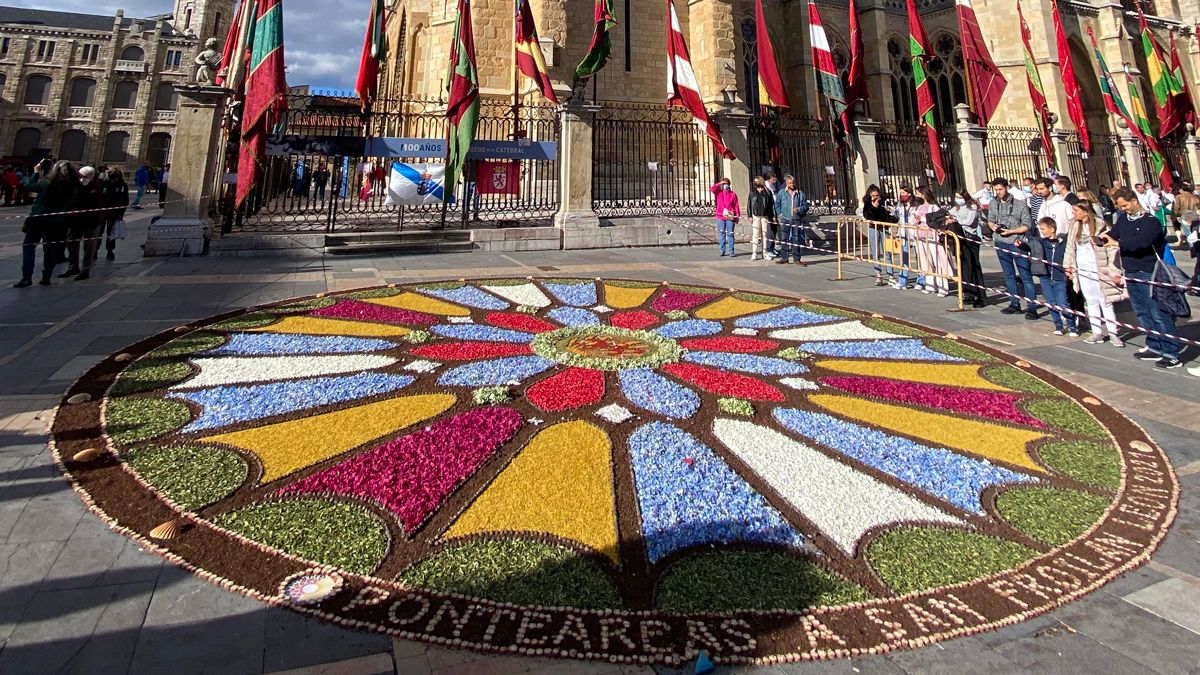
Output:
top-left (603, 284), bottom-right (656, 309)
top-left (250, 316), bottom-right (411, 338)
top-left (364, 292), bottom-right (471, 316)
top-left (694, 297), bottom-right (777, 320)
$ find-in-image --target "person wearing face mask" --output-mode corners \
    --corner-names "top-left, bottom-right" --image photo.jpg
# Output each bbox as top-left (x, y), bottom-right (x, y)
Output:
top-left (1022, 177), bottom-right (1043, 230)
top-left (710, 177), bottom-right (741, 257)
top-left (63, 166), bottom-right (106, 281)
top-left (861, 185), bottom-right (896, 286)
top-left (747, 177), bottom-right (775, 261)
top-left (890, 185), bottom-right (924, 289)
top-left (913, 187), bottom-right (949, 296)
top-left (947, 191), bottom-right (985, 308)
top-left (987, 177), bottom-right (1039, 318)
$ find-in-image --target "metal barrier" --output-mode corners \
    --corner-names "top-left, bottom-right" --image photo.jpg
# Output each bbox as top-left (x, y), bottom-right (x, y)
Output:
top-left (835, 217), bottom-right (965, 311)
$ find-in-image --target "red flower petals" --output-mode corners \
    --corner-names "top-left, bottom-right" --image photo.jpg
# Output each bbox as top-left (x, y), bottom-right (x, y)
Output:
top-left (609, 311), bottom-right (659, 330)
top-left (412, 341), bottom-right (533, 360)
top-left (660, 363), bottom-right (785, 402)
top-left (526, 367), bottom-right (606, 411)
top-left (679, 337), bottom-right (781, 353)
top-left (821, 376), bottom-right (1048, 428)
top-left (485, 312), bottom-right (557, 334)
top-left (312, 300), bottom-right (439, 325)
top-left (651, 287), bottom-right (717, 313)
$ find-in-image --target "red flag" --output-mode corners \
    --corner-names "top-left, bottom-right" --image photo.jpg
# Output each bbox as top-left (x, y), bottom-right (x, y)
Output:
top-left (843, 0), bottom-right (866, 133)
top-left (476, 161), bottom-right (519, 195)
top-left (956, 0), bottom-right (1006, 127)
top-left (236, 0), bottom-right (288, 208)
top-left (1018, 0), bottom-right (1056, 169)
top-left (1052, 0), bottom-right (1089, 154)
top-left (754, 0), bottom-right (789, 112)
top-left (906, 0), bottom-right (945, 184)
top-left (215, 0), bottom-right (248, 89)
top-left (354, 0), bottom-right (387, 112)
top-left (515, 0), bottom-right (558, 104)
top-left (1169, 30), bottom-right (1198, 133)
top-left (667, 0), bottom-right (734, 160)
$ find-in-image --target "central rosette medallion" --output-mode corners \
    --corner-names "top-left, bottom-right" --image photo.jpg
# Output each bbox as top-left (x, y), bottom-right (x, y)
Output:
top-left (531, 326), bottom-right (684, 371)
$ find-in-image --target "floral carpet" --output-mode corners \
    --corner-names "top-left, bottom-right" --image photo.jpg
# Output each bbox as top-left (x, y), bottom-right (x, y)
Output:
top-left (50, 278), bottom-right (1178, 665)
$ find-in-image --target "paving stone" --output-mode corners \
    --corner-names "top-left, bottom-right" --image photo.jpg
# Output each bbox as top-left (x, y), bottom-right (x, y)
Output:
top-left (262, 604), bottom-right (392, 672)
top-left (1052, 593), bottom-right (1200, 675)
top-left (264, 651), bottom-right (395, 675)
top-left (4, 473), bottom-right (88, 544)
top-left (1098, 564), bottom-right (1172, 599)
top-left (1121, 578), bottom-right (1200, 636)
top-left (885, 636), bottom-right (1023, 674)
top-left (990, 628), bottom-right (1151, 674)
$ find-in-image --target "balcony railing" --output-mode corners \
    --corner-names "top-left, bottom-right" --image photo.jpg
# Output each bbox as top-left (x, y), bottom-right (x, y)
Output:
top-left (153, 110), bottom-right (176, 123)
top-left (114, 60), bottom-right (145, 73)
top-left (111, 108), bottom-right (135, 120)
top-left (23, 104), bottom-right (47, 115)
top-left (68, 106), bottom-right (92, 118)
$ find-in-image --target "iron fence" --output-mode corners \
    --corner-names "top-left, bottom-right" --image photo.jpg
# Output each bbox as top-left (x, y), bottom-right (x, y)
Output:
top-left (592, 103), bottom-right (720, 218)
top-left (982, 127), bottom-right (1046, 183)
top-left (1064, 132), bottom-right (1126, 192)
top-left (1161, 136), bottom-right (1194, 187)
top-left (228, 94), bottom-right (560, 233)
top-left (748, 115), bottom-right (852, 215)
top-left (875, 122), bottom-right (961, 202)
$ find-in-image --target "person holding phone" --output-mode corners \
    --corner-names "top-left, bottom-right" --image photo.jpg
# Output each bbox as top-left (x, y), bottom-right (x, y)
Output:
top-left (986, 178), bottom-right (1038, 319)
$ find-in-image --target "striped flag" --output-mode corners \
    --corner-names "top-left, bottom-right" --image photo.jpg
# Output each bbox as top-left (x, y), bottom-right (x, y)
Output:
top-left (906, 0), bottom-right (944, 184)
top-left (754, 0), bottom-right (789, 112)
top-left (354, 0), bottom-right (387, 112)
top-left (1168, 31), bottom-right (1198, 132)
top-left (445, 0), bottom-right (480, 196)
top-left (1125, 64), bottom-right (1173, 191)
top-left (1052, 0), bottom-right (1089, 154)
top-left (215, 0), bottom-right (251, 90)
top-left (574, 0), bottom-right (616, 87)
top-left (1138, 8), bottom-right (1184, 137)
top-left (809, 1), bottom-right (846, 123)
top-left (956, 0), bottom-right (1006, 127)
top-left (1018, 0), bottom-right (1055, 169)
top-left (515, 0), bottom-right (558, 104)
top-left (843, 0), bottom-right (866, 133)
top-left (236, 0), bottom-right (287, 208)
top-left (666, 0), bottom-right (734, 160)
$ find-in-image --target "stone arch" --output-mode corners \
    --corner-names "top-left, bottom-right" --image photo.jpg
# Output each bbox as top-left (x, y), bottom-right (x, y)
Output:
top-left (102, 130), bottom-right (130, 163)
top-left (154, 82), bottom-right (178, 110)
top-left (120, 45), bottom-right (145, 61)
top-left (1067, 37), bottom-right (1110, 138)
top-left (146, 132), bottom-right (171, 167)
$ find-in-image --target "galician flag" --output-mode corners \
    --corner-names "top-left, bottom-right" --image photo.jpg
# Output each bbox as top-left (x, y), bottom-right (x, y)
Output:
top-left (1125, 64), bottom-right (1173, 191)
top-left (666, 0), bottom-right (734, 160)
top-left (809, 1), bottom-right (846, 123)
top-left (236, 0), bottom-right (288, 208)
top-left (754, 0), bottom-right (789, 112)
top-left (354, 0), bottom-right (387, 112)
top-left (1018, 0), bottom-right (1055, 169)
top-left (956, 0), bottom-right (1006, 127)
top-left (906, 0), bottom-right (944, 184)
top-left (1168, 31), bottom-right (1198, 132)
top-left (574, 0), bottom-right (616, 87)
top-left (445, 0), bottom-right (480, 196)
top-left (1052, 0), bottom-right (1089, 154)
top-left (515, 0), bottom-right (558, 104)
top-left (1138, 8), bottom-right (1184, 137)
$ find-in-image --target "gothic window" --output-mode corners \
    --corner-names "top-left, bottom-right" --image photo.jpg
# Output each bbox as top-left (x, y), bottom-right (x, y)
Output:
top-left (102, 131), bottom-right (130, 163)
top-left (741, 18), bottom-right (759, 111)
top-left (120, 45), bottom-right (145, 62)
top-left (23, 75), bottom-right (51, 105)
top-left (113, 81), bottom-right (139, 109)
top-left (12, 127), bottom-right (41, 156)
top-left (888, 38), bottom-right (916, 122)
top-left (69, 78), bottom-right (96, 107)
top-left (59, 130), bottom-right (87, 161)
top-left (155, 83), bottom-right (178, 110)
top-left (888, 33), bottom-right (966, 126)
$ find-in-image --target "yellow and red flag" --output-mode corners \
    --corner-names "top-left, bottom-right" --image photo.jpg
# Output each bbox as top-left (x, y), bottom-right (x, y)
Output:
top-left (515, 0), bottom-right (558, 104)
top-left (754, 0), bottom-right (789, 113)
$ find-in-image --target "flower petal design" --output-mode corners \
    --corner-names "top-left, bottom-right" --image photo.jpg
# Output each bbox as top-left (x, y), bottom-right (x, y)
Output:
top-left (175, 355), bottom-right (398, 389)
top-left (654, 319), bottom-right (722, 339)
top-left (206, 333), bottom-right (398, 356)
top-left (603, 282), bottom-right (658, 309)
top-left (411, 341), bottom-right (533, 360)
top-left (310, 300), bottom-right (439, 326)
top-left (822, 376), bottom-right (1047, 428)
top-left (629, 422), bottom-right (806, 563)
top-left (734, 305), bottom-right (843, 329)
top-left (431, 325), bottom-right (535, 343)
top-left (547, 307), bottom-right (602, 328)
top-left (250, 316), bottom-right (413, 338)
top-left (438, 356), bottom-right (557, 387)
top-left (419, 285), bottom-right (510, 310)
top-left (527, 367), bottom-right (606, 411)
top-left (781, 377), bottom-right (819, 391)
top-left (678, 337), bottom-right (780, 353)
top-left (798, 339), bottom-right (965, 362)
top-left (682, 351), bottom-right (808, 376)
top-left (774, 408), bottom-right (1038, 515)
top-left (617, 369), bottom-right (700, 420)
top-left (543, 281), bottom-right (597, 307)
top-left (172, 373), bottom-right (415, 433)
top-left (818, 360), bottom-right (1012, 391)
top-left (278, 407), bottom-right (523, 532)
top-left (713, 419), bottom-right (963, 555)
top-left (482, 282), bottom-right (552, 307)
top-left (365, 292), bottom-right (472, 316)
top-left (609, 311), bottom-right (659, 331)
top-left (660, 363), bottom-right (785, 402)
top-left (695, 296), bottom-right (781, 320)
top-left (651, 287), bottom-right (718, 313)
top-left (485, 312), bottom-right (558, 334)
top-left (770, 320), bottom-right (902, 342)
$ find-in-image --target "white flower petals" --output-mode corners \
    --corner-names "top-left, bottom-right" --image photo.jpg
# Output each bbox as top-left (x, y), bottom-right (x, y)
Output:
top-left (769, 320), bottom-right (901, 342)
top-left (483, 283), bottom-right (551, 307)
top-left (595, 403), bottom-right (635, 424)
top-left (175, 355), bottom-right (399, 389)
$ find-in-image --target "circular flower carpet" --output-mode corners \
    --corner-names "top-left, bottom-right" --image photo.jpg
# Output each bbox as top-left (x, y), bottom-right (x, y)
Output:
top-left (51, 278), bottom-right (1178, 665)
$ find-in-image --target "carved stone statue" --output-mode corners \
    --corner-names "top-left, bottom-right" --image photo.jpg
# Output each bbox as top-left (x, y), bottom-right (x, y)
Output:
top-left (195, 38), bottom-right (222, 85)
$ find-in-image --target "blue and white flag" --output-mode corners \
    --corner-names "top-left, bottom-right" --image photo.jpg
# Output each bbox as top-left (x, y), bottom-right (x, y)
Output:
top-left (385, 162), bottom-right (449, 206)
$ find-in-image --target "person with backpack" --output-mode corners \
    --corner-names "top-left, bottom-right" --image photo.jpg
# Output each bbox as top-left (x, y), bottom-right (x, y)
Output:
top-left (710, 177), bottom-right (741, 257)
top-left (773, 174), bottom-right (810, 266)
top-left (747, 176), bottom-right (775, 261)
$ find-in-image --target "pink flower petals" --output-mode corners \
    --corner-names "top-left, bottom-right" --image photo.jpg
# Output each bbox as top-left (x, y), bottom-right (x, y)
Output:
top-left (411, 341), bottom-right (533, 360)
top-left (651, 287), bottom-right (717, 313)
top-left (821, 376), bottom-right (1047, 429)
top-left (312, 301), bottom-right (439, 325)
top-left (678, 337), bottom-right (781, 353)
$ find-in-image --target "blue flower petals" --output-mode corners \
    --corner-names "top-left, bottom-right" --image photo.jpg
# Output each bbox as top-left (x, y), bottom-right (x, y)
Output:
top-left (431, 325), bottom-right (535, 343)
top-left (682, 351), bottom-right (808, 375)
top-left (547, 307), bottom-right (601, 328)
top-left (797, 339), bottom-right (964, 362)
top-left (204, 333), bottom-right (397, 356)
top-left (654, 319), bottom-right (722, 339)
top-left (618, 369), bottom-right (700, 420)
top-left (438, 355), bottom-right (556, 386)
top-left (734, 305), bottom-right (842, 329)
top-left (544, 282), bottom-right (598, 307)
top-left (421, 285), bottom-right (509, 310)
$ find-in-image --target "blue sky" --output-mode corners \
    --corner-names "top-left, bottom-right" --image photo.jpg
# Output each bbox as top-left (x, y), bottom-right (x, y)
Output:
top-left (9, 0), bottom-right (362, 89)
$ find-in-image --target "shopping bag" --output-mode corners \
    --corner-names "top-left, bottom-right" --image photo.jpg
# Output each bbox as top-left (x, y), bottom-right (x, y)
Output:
top-left (111, 219), bottom-right (126, 240)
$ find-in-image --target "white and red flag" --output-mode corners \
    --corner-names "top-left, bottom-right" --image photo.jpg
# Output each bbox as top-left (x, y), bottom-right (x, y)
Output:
top-left (666, 0), bottom-right (734, 160)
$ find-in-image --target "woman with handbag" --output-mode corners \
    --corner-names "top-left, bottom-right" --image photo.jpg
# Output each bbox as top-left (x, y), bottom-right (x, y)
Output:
top-left (914, 187), bottom-right (951, 297)
top-left (103, 168), bottom-right (129, 261)
top-left (1064, 201), bottom-right (1126, 347)
top-left (861, 185), bottom-right (896, 286)
top-left (710, 178), bottom-right (741, 257)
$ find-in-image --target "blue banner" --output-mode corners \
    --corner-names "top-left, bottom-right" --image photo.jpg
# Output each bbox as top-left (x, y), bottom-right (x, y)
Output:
top-left (366, 138), bottom-right (557, 161)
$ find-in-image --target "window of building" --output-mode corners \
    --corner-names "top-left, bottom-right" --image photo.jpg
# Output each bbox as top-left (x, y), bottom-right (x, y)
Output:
top-left (35, 40), bottom-right (56, 62)
top-left (59, 130), bottom-right (87, 161)
top-left (165, 49), bottom-right (182, 68)
top-left (1, 38), bottom-right (10, 58)
top-left (102, 131), bottom-right (130, 163)
top-left (13, 127), bottom-right (42, 156)
top-left (184, 6), bottom-right (193, 31)
top-left (213, 11), bottom-right (222, 37)
top-left (22, 75), bottom-right (51, 105)
top-left (120, 45), bottom-right (145, 61)
top-left (112, 80), bottom-right (139, 109)
top-left (146, 132), bottom-right (171, 167)
top-left (80, 44), bottom-right (100, 64)
top-left (69, 78), bottom-right (96, 107)
top-left (154, 83), bottom-right (177, 110)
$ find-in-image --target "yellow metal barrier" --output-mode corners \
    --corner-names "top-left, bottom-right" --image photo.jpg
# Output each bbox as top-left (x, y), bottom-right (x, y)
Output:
top-left (835, 217), bottom-right (965, 311)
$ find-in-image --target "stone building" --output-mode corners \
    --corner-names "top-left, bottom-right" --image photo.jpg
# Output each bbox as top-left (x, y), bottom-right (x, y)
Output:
top-left (0, 0), bottom-right (234, 172)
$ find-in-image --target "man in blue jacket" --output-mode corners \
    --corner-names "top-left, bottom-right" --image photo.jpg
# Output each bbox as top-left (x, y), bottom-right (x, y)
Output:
top-left (1110, 187), bottom-right (1181, 369)
top-left (773, 175), bottom-right (810, 266)
top-left (131, 162), bottom-right (151, 210)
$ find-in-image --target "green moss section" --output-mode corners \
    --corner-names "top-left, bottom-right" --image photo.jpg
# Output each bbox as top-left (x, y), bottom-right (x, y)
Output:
top-left (399, 540), bottom-right (622, 609)
top-left (733, 292), bottom-right (789, 305)
top-left (1039, 441), bottom-right (1122, 490)
top-left (799, 303), bottom-right (859, 319)
top-left (479, 278), bottom-right (532, 287)
top-left (209, 313), bottom-right (278, 331)
top-left (777, 347), bottom-right (811, 361)
top-left (110, 360), bottom-right (193, 396)
top-left (404, 330), bottom-right (431, 345)
top-left (341, 288), bottom-right (401, 299)
top-left (106, 398), bottom-right (192, 445)
top-left (861, 318), bottom-right (932, 338)
top-left (996, 487), bottom-right (1112, 546)
top-left (717, 398), bottom-right (754, 416)
top-left (216, 498), bottom-right (389, 574)
top-left (868, 527), bottom-right (1036, 595)
top-left (928, 339), bottom-right (996, 363)
top-left (982, 365), bottom-right (1059, 395)
top-left (606, 279), bottom-right (660, 289)
top-left (266, 297), bottom-right (337, 313)
top-left (665, 284), bottom-right (722, 296)
top-left (414, 281), bottom-right (465, 291)
top-left (1025, 399), bottom-right (1108, 439)
top-left (656, 551), bottom-right (869, 612)
top-left (515, 305), bottom-right (539, 314)
top-left (473, 386), bottom-right (512, 405)
top-left (151, 332), bottom-right (224, 358)
top-left (664, 310), bottom-right (690, 321)
top-left (122, 444), bottom-right (247, 510)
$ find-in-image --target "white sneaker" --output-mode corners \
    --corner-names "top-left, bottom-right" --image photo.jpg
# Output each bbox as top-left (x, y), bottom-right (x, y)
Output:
top-left (892, 282), bottom-right (906, 290)
top-left (936, 291), bottom-right (948, 298)
top-left (751, 254), bottom-right (761, 261)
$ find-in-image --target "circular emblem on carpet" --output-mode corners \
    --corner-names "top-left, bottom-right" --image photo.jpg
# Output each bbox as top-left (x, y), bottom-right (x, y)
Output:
top-left (51, 277), bottom-right (1178, 665)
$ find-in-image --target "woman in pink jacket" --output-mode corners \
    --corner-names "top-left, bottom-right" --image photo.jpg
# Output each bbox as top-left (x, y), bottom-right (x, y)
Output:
top-left (711, 178), bottom-right (741, 257)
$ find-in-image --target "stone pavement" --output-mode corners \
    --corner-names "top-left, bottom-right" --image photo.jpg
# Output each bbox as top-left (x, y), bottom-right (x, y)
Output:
top-left (1, 209), bottom-right (1198, 674)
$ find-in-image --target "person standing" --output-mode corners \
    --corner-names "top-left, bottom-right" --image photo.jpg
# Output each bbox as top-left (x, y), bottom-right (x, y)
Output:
top-left (913, 187), bottom-right (950, 296)
top-left (890, 185), bottom-right (921, 289)
top-left (63, 166), bottom-right (105, 280)
top-left (710, 178), bottom-right (741, 257)
top-left (1031, 217), bottom-right (1079, 336)
top-left (1, 168), bottom-right (17, 206)
top-left (1064, 200), bottom-right (1125, 347)
top-left (862, 185), bottom-right (896, 286)
top-left (131, 162), bottom-right (150, 209)
top-left (773, 175), bottom-right (809, 266)
top-left (158, 164), bottom-right (170, 208)
top-left (1152, 184), bottom-right (1174, 231)
top-left (747, 177), bottom-right (775, 261)
top-left (764, 172), bottom-right (782, 259)
top-left (1135, 183), bottom-right (1161, 216)
top-left (314, 164), bottom-right (331, 203)
top-left (1109, 187), bottom-right (1182, 369)
top-left (987, 178), bottom-right (1039, 319)
top-left (1021, 177), bottom-right (1042, 230)
top-left (14, 160), bottom-right (77, 287)
top-left (1174, 185), bottom-right (1197, 248)
top-left (973, 180), bottom-right (994, 212)
top-left (102, 168), bottom-right (129, 261)
top-left (1034, 178), bottom-right (1073, 235)
top-left (947, 190), bottom-right (986, 308)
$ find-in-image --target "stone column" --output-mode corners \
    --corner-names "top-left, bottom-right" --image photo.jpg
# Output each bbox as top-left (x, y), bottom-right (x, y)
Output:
top-left (1185, 135), bottom-right (1200, 186)
top-left (858, 5), bottom-right (894, 123)
top-left (553, 103), bottom-right (601, 230)
top-left (954, 104), bottom-right (988, 194)
top-left (1121, 133), bottom-right (1149, 186)
top-left (714, 107), bottom-right (753, 199)
top-left (1050, 128), bottom-right (1073, 176)
top-left (144, 85), bottom-right (228, 256)
top-left (849, 118), bottom-right (882, 203)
